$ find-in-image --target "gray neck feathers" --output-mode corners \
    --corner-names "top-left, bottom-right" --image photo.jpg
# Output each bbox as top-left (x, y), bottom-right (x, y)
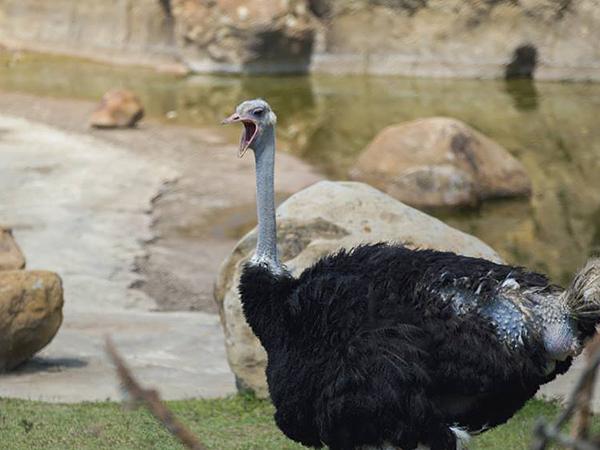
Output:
top-left (252, 125), bottom-right (282, 273)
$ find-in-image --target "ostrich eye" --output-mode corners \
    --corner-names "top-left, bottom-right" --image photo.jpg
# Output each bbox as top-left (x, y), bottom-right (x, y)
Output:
top-left (253, 108), bottom-right (265, 116)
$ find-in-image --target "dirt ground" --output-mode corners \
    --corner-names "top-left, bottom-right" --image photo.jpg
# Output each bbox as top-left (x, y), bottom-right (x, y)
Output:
top-left (0, 91), bottom-right (321, 313)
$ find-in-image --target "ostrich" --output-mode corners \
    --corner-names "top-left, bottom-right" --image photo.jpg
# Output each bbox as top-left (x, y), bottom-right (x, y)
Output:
top-left (222, 99), bottom-right (600, 450)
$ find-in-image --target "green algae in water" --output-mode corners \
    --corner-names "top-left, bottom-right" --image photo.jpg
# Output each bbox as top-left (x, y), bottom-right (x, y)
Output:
top-left (1, 51), bottom-right (599, 285)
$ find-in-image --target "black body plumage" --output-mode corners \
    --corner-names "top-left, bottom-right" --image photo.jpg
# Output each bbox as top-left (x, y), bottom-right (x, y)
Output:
top-left (223, 98), bottom-right (600, 450)
top-left (239, 244), bottom-right (596, 450)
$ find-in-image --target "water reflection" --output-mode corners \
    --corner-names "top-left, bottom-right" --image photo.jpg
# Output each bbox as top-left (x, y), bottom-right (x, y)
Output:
top-left (1, 52), bottom-right (599, 284)
top-left (505, 79), bottom-right (539, 111)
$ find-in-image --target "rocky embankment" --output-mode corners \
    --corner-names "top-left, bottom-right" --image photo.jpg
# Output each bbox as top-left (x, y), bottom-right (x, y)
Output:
top-left (1, 0), bottom-right (600, 79)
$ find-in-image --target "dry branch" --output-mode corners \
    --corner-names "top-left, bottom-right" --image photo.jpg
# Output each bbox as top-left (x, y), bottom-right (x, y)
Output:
top-left (532, 334), bottom-right (600, 450)
top-left (105, 337), bottom-right (207, 450)
top-left (572, 337), bottom-right (600, 440)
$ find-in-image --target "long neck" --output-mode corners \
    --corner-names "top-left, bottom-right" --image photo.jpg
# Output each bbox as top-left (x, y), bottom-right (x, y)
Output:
top-left (252, 125), bottom-right (282, 273)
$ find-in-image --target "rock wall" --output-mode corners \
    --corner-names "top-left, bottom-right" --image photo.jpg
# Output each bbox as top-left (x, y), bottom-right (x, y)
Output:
top-left (0, 229), bottom-right (25, 270)
top-left (171, 0), bottom-right (315, 74)
top-left (310, 0), bottom-right (600, 80)
top-left (1, 0), bottom-right (600, 79)
top-left (0, 0), bottom-right (177, 67)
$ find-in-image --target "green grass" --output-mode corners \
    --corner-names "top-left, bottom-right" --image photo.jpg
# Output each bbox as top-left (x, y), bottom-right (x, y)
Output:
top-left (0, 396), bottom-right (597, 449)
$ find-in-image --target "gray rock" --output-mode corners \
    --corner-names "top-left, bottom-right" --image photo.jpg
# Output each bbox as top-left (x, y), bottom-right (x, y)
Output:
top-left (214, 180), bottom-right (502, 396)
top-left (349, 117), bottom-right (532, 208)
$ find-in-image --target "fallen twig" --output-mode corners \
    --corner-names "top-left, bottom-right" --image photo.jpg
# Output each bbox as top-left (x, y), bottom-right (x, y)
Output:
top-left (572, 337), bottom-right (600, 440)
top-left (532, 334), bottom-right (600, 450)
top-left (105, 337), bottom-right (207, 450)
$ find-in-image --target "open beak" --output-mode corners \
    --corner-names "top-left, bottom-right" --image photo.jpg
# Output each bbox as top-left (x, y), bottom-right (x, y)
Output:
top-left (221, 113), bottom-right (259, 158)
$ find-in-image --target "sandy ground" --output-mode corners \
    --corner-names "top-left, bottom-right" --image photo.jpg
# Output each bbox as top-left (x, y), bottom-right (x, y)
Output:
top-left (0, 91), bottom-right (320, 401)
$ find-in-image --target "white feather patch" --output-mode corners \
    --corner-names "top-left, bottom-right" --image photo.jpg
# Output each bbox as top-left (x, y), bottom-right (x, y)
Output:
top-left (358, 428), bottom-right (470, 449)
top-left (501, 278), bottom-right (520, 290)
top-left (450, 427), bottom-right (471, 450)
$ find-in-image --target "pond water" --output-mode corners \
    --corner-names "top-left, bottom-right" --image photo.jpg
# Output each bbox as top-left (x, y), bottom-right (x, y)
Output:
top-left (1, 52), bottom-right (599, 285)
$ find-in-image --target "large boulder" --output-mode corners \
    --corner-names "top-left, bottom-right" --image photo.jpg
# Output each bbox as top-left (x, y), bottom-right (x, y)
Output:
top-left (90, 90), bottom-right (145, 129)
top-left (0, 229), bottom-right (25, 271)
top-left (0, 271), bottom-right (64, 371)
top-left (171, 0), bottom-right (315, 73)
top-left (214, 181), bottom-right (502, 396)
top-left (349, 117), bottom-right (532, 208)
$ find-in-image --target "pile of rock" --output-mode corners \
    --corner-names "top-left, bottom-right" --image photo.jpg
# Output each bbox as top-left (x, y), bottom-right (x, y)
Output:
top-left (214, 181), bottom-right (502, 396)
top-left (0, 228), bottom-right (63, 371)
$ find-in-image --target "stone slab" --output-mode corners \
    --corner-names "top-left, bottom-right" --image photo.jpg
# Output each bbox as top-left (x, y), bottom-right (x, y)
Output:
top-left (0, 309), bottom-right (233, 402)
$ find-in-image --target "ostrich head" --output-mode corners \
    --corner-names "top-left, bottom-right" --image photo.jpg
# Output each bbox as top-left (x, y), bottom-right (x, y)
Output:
top-left (222, 99), bottom-right (277, 158)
